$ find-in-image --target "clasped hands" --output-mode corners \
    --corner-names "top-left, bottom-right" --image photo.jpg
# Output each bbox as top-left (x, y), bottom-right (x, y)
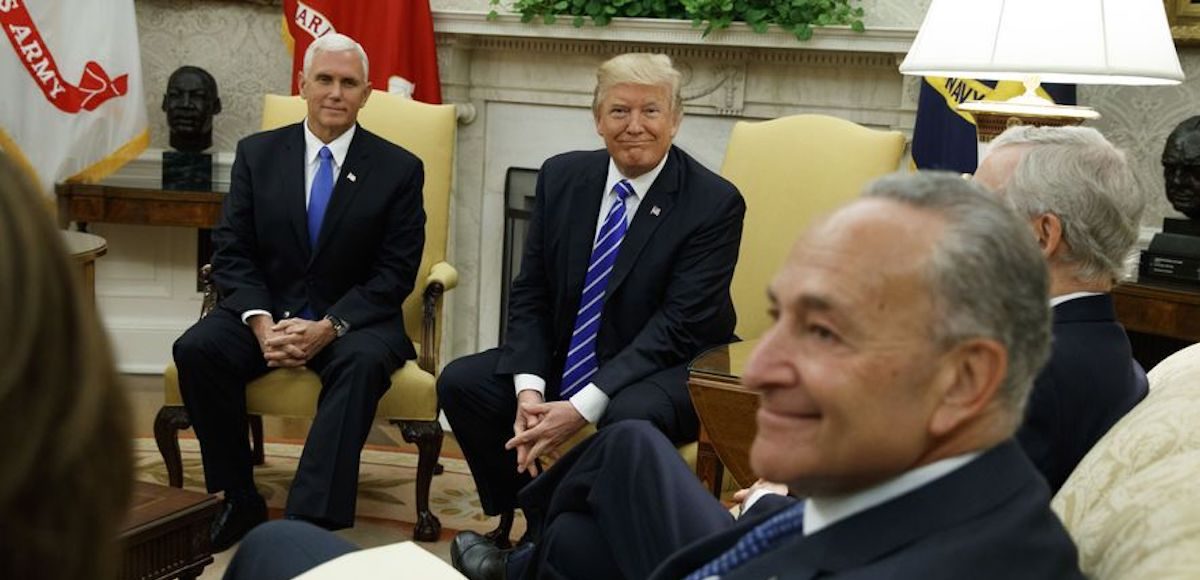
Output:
top-left (250, 315), bottom-right (336, 367)
top-left (505, 390), bottom-right (588, 476)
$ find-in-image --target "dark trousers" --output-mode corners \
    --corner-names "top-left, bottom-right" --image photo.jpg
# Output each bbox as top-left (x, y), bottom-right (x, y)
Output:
top-left (222, 520), bottom-right (358, 580)
top-left (437, 348), bottom-right (700, 515)
top-left (518, 421), bottom-right (734, 580)
top-left (173, 307), bottom-right (399, 529)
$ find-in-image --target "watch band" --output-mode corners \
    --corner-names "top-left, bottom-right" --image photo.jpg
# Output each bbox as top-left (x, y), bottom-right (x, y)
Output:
top-left (323, 314), bottom-right (349, 338)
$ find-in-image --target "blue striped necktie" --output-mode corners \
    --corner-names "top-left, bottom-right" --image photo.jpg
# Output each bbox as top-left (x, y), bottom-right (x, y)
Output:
top-left (560, 179), bottom-right (634, 399)
top-left (684, 502), bottom-right (806, 580)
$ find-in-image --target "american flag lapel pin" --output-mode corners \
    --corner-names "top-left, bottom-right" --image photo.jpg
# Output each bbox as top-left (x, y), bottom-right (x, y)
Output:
top-left (347, 172), bottom-right (357, 183)
top-left (650, 205), bottom-right (661, 216)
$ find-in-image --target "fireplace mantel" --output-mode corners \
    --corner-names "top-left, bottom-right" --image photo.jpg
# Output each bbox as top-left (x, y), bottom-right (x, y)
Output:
top-left (433, 10), bottom-right (917, 54)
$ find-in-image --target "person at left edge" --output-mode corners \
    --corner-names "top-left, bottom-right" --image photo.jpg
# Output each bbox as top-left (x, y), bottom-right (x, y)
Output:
top-left (172, 32), bottom-right (426, 552)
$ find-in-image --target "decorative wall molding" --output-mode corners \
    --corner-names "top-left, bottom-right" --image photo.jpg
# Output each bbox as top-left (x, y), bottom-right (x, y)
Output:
top-left (432, 10), bottom-right (917, 54)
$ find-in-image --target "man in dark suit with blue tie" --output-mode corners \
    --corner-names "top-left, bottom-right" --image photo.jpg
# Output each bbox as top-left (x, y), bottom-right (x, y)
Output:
top-left (172, 32), bottom-right (425, 551)
top-left (973, 126), bottom-right (1149, 493)
top-left (437, 53), bottom-right (746, 546)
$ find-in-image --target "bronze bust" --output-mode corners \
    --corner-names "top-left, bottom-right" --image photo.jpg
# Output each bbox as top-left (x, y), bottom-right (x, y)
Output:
top-left (162, 66), bottom-right (221, 153)
top-left (1162, 115), bottom-right (1200, 220)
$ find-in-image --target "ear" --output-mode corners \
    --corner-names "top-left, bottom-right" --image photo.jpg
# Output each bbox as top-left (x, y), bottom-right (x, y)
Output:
top-left (212, 97), bottom-right (223, 116)
top-left (297, 71), bottom-right (308, 98)
top-left (1030, 213), bottom-right (1064, 259)
top-left (928, 338), bottom-right (1008, 437)
top-left (361, 83), bottom-right (372, 107)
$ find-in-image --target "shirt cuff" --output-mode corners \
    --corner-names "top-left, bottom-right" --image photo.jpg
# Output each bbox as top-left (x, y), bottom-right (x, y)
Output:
top-left (241, 309), bottom-right (272, 325)
top-left (739, 488), bottom-right (785, 517)
top-left (568, 384), bottom-right (610, 424)
top-left (514, 374), bottom-right (546, 398)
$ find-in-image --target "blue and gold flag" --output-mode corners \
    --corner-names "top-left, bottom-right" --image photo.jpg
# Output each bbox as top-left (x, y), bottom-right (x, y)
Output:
top-left (911, 78), bottom-right (1075, 173)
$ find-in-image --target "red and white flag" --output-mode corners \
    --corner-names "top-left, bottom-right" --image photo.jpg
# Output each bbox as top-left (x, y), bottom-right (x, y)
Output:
top-left (0, 0), bottom-right (148, 195)
top-left (283, 0), bottom-right (442, 104)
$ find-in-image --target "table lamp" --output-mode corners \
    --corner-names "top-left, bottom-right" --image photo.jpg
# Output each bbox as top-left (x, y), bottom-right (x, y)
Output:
top-left (900, 0), bottom-right (1184, 138)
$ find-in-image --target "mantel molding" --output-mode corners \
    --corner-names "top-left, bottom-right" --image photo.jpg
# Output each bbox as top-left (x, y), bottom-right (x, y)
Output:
top-left (432, 10), bottom-right (917, 55)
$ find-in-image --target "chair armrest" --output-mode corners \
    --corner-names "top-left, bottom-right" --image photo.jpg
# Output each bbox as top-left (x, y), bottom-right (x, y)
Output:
top-left (426, 261), bottom-right (458, 292)
top-left (199, 264), bottom-right (217, 319)
top-left (419, 262), bottom-right (458, 374)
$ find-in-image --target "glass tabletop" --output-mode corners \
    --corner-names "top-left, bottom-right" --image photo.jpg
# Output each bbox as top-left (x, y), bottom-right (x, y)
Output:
top-left (688, 339), bottom-right (759, 383)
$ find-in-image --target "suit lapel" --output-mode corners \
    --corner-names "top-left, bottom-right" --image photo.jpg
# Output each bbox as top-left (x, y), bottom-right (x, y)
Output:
top-left (280, 124), bottom-right (312, 260)
top-left (606, 147), bottom-right (681, 294)
top-left (311, 126), bottom-right (372, 265)
top-left (563, 153), bottom-right (609, 305)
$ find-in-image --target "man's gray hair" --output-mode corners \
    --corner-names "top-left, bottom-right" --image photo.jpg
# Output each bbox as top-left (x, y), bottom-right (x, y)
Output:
top-left (592, 53), bottom-right (682, 118)
top-left (863, 172), bottom-right (1052, 428)
top-left (302, 33), bottom-right (370, 80)
top-left (989, 125), bottom-right (1142, 283)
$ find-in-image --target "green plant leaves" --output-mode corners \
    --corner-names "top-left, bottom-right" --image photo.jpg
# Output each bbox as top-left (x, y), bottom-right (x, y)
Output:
top-left (487, 0), bottom-right (864, 37)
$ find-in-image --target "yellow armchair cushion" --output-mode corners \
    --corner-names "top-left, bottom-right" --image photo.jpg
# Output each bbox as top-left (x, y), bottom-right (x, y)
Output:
top-left (720, 115), bottom-right (905, 339)
top-left (163, 357), bottom-right (439, 422)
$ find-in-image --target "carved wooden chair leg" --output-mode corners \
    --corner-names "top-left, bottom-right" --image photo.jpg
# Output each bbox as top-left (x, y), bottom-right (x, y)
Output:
top-left (394, 419), bottom-right (444, 542)
top-left (249, 414), bottom-right (265, 466)
top-left (485, 510), bottom-right (515, 550)
top-left (153, 405), bottom-right (191, 488)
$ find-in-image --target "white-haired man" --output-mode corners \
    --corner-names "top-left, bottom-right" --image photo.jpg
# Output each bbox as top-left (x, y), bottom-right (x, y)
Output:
top-left (174, 32), bottom-right (426, 550)
top-left (974, 125), bottom-right (1148, 493)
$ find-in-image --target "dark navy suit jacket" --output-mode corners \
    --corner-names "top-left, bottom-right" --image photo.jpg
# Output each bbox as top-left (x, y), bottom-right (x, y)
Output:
top-left (210, 123), bottom-right (426, 361)
top-left (650, 441), bottom-right (1084, 580)
top-left (1017, 293), bottom-right (1147, 493)
top-left (495, 146), bottom-right (745, 397)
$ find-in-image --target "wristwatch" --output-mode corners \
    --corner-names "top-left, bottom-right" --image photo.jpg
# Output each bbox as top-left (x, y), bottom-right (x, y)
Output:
top-left (323, 314), bottom-right (349, 338)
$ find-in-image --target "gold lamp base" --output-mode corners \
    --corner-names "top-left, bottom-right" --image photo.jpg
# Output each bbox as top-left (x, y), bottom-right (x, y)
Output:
top-left (961, 77), bottom-right (1096, 143)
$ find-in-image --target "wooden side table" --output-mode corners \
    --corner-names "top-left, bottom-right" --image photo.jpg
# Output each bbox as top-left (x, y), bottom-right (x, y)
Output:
top-left (61, 230), bottom-right (107, 301)
top-left (120, 482), bottom-right (221, 580)
top-left (1112, 281), bottom-right (1200, 369)
top-left (688, 340), bottom-right (760, 496)
top-left (55, 183), bottom-right (223, 230)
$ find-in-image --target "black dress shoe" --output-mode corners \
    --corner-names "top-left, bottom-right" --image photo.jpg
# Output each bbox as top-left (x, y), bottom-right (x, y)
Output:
top-left (451, 531), bottom-right (508, 580)
top-left (210, 493), bottom-right (267, 553)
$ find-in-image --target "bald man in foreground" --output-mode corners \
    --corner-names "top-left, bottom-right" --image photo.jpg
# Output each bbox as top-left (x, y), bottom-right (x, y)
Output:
top-left (223, 173), bottom-right (1084, 580)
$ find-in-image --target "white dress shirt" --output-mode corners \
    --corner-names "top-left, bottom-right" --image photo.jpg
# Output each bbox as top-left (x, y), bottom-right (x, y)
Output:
top-left (240, 120), bottom-right (356, 324)
top-left (1049, 291), bottom-right (1103, 308)
top-left (513, 153), bottom-right (670, 423)
top-left (802, 451), bottom-right (981, 535)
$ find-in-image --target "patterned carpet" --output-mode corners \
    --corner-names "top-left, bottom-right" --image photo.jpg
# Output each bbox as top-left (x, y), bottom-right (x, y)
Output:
top-left (132, 438), bottom-right (525, 576)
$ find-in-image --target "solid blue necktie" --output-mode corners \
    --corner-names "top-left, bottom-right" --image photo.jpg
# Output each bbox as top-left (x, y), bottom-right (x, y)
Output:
top-left (683, 502), bottom-right (806, 580)
top-left (299, 146), bottom-right (334, 320)
top-left (308, 146), bottom-right (334, 249)
top-left (560, 180), bottom-right (633, 399)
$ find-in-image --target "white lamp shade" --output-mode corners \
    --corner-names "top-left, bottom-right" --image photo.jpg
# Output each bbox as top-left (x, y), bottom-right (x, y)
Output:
top-left (900, 0), bottom-right (1184, 85)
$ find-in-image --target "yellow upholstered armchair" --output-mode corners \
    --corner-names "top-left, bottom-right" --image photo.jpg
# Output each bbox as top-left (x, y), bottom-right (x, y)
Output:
top-left (154, 90), bottom-right (457, 541)
top-left (688, 114), bottom-right (905, 493)
top-left (721, 114), bottom-right (907, 339)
